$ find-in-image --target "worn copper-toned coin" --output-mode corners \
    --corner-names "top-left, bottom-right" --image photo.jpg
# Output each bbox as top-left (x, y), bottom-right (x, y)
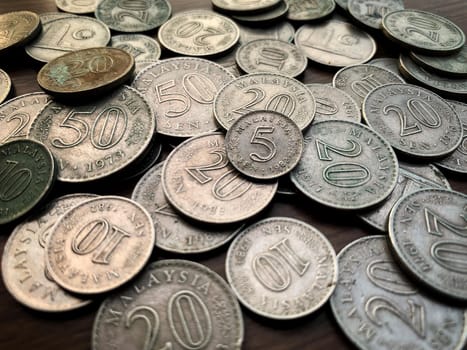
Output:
top-left (306, 84), bottom-right (361, 123)
top-left (111, 34), bottom-right (161, 62)
top-left (359, 163), bottom-right (451, 232)
top-left (25, 16), bottom-right (110, 63)
top-left (0, 140), bottom-right (55, 225)
top-left (331, 235), bottom-right (467, 350)
top-left (133, 57), bottom-right (234, 137)
top-left (236, 39), bottom-right (307, 78)
top-left (333, 64), bottom-right (405, 106)
top-left (1, 194), bottom-right (95, 312)
top-left (238, 21), bottom-right (295, 44)
top-left (212, 0), bottom-right (280, 13)
top-left (55, 0), bottom-right (98, 14)
top-left (214, 72), bottom-right (315, 130)
top-left (95, 0), bottom-right (171, 33)
top-left (368, 57), bottom-right (404, 78)
top-left (0, 92), bottom-right (51, 145)
top-left (226, 217), bottom-right (337, 320)
top-left (0, 11), bottom-right (41, 54)
top-left (232, 1), bottom-right (289, 23)
top-left (132, 163), bottom-right (241, 253)
top-left (399, 54), bottom-right (467, 99)
top-left (28, 85), bottom-right (155, 183)
top-left (158, 10), bottom-right (239, 56)
top-left (348, 0), bottom-right (404, 29)
top-left (162, 132), bottom-right (277, 224)
top-left (291, 120), bottom-right (398, 210)
top-left (0, 69), bottom-right (11, 105)
top-left (225, 111), bottom-right (303, 180)
top-left (37, 47), bottom-right (134, 99)
top-left (436, 101), bottom-right (467, 174)
top-left (389, 188), bottom-right (467, 301)
top-left (295, 20), bottom-right (376, 67)
top-left (363, 83), bottom-right (463, 158)
top-left (46, 196), bottom-right (155, 295)
top-left (286, 0), bottom-right (335, 21)
top-left (382, 9), bottom-right (465, 55)
top-left (39, 12), bottom-right (77, 24)
top-left (92, 259), bottom-right (244, 350)
top-left (410, 46), bottom-right (467, 77)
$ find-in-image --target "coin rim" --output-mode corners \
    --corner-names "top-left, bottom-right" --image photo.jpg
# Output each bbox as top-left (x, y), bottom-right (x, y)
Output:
top-left (0, 68), bottom-right (12, 104)
top-left (409, 48), bottom-right (467, 78)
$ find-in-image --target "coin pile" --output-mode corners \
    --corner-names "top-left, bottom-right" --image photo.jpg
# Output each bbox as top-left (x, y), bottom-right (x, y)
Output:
top-left (0, 0), bottom-right (466, 349)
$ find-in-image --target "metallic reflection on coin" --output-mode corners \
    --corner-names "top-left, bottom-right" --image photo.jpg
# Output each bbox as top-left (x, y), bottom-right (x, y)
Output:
top-left (46, 196), bottom-right (155, 295)
top-left (55, 0), bottom-right (97, 14)
top-left (39, 12), bottom-right (77, 24)
top-left (132, 163), bottom-right (241, 254)
top-left (389, 188), bottom-right (467, 301)
top-left (162, 132), bottom-right (277, 224)
top-left (331, 235), bottom-right (467, 350)
top-left (211, 45), bottom-right (242, 77)
top-left (1, 194), bottom-right (95, 312)
top-left (226, 217), bottom-right (337, 320)
top-left (0, 69), bottom-right (11, 105)
top-left (233, 1), bottom-right (289, 23)
top-left (286, 0), bottom-right (335, 21)
top-left (291, 120), bottom-right (398, 210)
top-left (410, 46), bottom-right (467, 77)
top-left (111, 34), bottom-right (161, 62)
top-left (237, 21), bottom-right (295, 44)
top-left (295, 20), bottom-right (376, 67)
top-left (92, 259), bottom-right (244, 350)
top-left (133, 59), bottom-right (158, 77)
top-left (212, 0), bottom-right (280, 13)
top-left (348, 0), bottom-right (404, 29)
top-left (0, 11), bottom-right (41, 53)
top-left (368, 57), bottom-right (404, 78)
top-left (363, 83), bottom-right (463, 158)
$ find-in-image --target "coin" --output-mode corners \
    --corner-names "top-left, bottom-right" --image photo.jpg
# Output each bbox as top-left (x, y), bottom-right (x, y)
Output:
top-left (294, 20), bottom-right (376, 67)
top-left (132, 162), bottom-right (241, 254)
top-left (333, 64), bottom-right (405, 106)
top-left (389, 188), bottom-right (467, 301)
top-left (46, 195), bottom-right (155, 295)
top-left (286, 0), bottom-right (335, 21)
top-left (0, 69), bottom-right (11, 105)
top-left (368, 57), bottom-right (403, 78)
top-left (25, 16), bottom-right (110, 63)
top-left (225, 111), bottom-right (303, 180)
top-left (399, 54), bottom-right (467, 99)
top-left (362, 83), bottom-right (463, 158)
top-left (235, 39), bottom-right (307, 78)
top-left (37, 47), bottom-right (134, 99)
top-left (232, 1), bottom-right (289, 23)
top-left (0, 140), bottom-right (55, 225)
top-left (55, 0), bottom-right (98, 14)
top-left (92, 259), bottom-right (244, 350)
top-left (305, 84), bottom-right (361, 123)
top-left (133, 59), bottom-right (158, 77)
top-left (335, 0), bottom-right (348, 11)
top-left (211, 45), bottom-right (242, 77)
top-left (110, 34), bottom-right (161, 62)
top-left (226, 217), bottom-right (337, 320)
top-left (0, 92), bottom-right (51, 145)
top-left (410, 46), bottom-right (467, 77)
top-left (28, 85), bottom-right (155, 183)
top-left (237, 21), bottom-right (295, 44)
top-left (214, 72), bottom-right (316, 130)
top-left (382, 9), bottom-right (465, 55)
top-left (162, 132), bottom-right (277, 224)
top-left (158, 10), bottom-right (239, 56)
top-left (39, 12), bottom-right (77, 24)
top-left (348, 0), bottom-right (404, 30)
top-left (290, 120), bottom-right (398, 210)
top-left (133, 57), bottom-right (234, 137)
top-left (95, 0), bottom-right (171, 33)
top-left (1, 194), bottom-right (95, 312)
top-left (330, 235), bottom-right (467, 350)
top-left (0, 11), bottom-right (41, 54)
top-left (212, 0), bottom-right (280, 13)
top-left (359, 163), bottom-right (451, 232)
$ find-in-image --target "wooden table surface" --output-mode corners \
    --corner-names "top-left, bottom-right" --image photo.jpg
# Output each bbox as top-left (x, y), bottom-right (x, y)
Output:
top-left (0, 0), bottom-right (466, 349)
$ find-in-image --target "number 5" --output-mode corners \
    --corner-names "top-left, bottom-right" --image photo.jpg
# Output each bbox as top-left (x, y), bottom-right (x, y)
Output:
top-left (250, 126), bottom-right (277, 162)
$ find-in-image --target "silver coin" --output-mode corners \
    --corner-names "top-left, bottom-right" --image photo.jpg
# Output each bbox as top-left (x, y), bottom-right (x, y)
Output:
top-left (211, 45), bottom-right (242, 78)
top-left (363, 83), bottom-right (463, 158)
top-left (410, 45), bottom-right (467, 77)
top-left (236, 39), bottom-right (307, 78)
top-left (359, 162), bottom-right (451, 232)
top-left (226, 217), bottom-right (337, 320)
top-left (92, 259), bottom-right (244, 350)
top-left (348, 0), bottom-right (404, 29)
top-left (333, 64), bottom-right (405, 106)
top-left (286, 0), bottom-right (335, 21)
top-left (237, 21), bottom-right (295, 44)
top-left (305, 84), bottom-right (361, 123)
top-left (389, 188), bottom-right (467, 301)
top-left (95, 0), bottom-right (171, 33)
top-left (55, 0), bottom-right (98, 14)
top-left (25, 16), bottom-right (110, 63)
top-left (0, 92), bottom-right (52, 145)
top-left (133, 59), bottom-right (158, 77)
top-left (225, 110), bottom-right (304, 180)
top-left (294, 20), bottom-right (376, 67)
top-left (132, 162), bottom-right (242, 254)
top-left (133, 57), bottom-right (234, 138)
top-left (28, 85), bottom-right (156, 182)
top-left (39, 12), bottom-right (77, 24)
top-left (214, 72), bottom-right (316, 130)
top-left (331, 235), bottom-right (467, 350)
top-left (212, 0), bottom-right (280, 13)
top-left (111, 34), bottom-right (161, 62)
top-left (291, 120), bottom-right (399, 210)
top-left (232, 1), bottom-right (289, 23)
top-left (335, 0), bottom-right (348, 11)
top-left (368, 57), bottom-right (404, 79)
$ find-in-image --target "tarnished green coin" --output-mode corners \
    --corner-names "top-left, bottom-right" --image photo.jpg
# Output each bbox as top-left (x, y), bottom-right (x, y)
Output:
top-left (348, 0), bottom-right (404, 29)
top-left (286, 0), bottom-right (335, 21)
top-left (0, 140), bottom-right (55, 225)
top-left (0, 69), bottom-right (11, 105)
top-left (0, 11), bottom-right (41, 54)
top-left (212, 0), bottom-right (280, 13)
top-left (410, 45), bottom-right (467, 77)
top-left (232, 1), bottom-right (289, 23)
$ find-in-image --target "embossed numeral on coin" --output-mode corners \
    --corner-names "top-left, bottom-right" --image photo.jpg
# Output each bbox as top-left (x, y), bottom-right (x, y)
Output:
top-left (250, 126), bottom-right (277, 162)
top-left (2, 112), bottom-right (30, 143)
top-left (351, 74), bottom-right (383, 98)
top-left (256, 47), bottom-right (288, 70)
top-left (175, 21), bottom-right (226, 46)
top-left (116, 0), bottom-right (149, 24)
top-left (406, 16), bottom-right (441, 42)
top-left (33, 23), bottom-right (95, 51)
top-left (0, 159), bottom-right (32, 201)
top-left (233, 87), bottom-right (295, 117)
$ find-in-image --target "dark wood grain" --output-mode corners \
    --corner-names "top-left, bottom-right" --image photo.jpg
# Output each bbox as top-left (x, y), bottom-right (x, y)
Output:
top-left (0, 1), bottom-right (466, 349)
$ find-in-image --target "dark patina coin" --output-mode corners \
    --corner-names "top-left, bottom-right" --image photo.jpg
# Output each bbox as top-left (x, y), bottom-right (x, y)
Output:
top-left (0, 11), bottom-right (41, 54)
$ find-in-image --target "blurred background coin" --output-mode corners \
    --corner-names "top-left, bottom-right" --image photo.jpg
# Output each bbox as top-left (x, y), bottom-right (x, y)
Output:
top-left (110, 34), bottom-right (161, 62)
top-left (0, 11), bottom-right (41, 54)
top-left (0, 69), bottom-right (11, 104)
top-left (55, 0), bottom-right (98, 14)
